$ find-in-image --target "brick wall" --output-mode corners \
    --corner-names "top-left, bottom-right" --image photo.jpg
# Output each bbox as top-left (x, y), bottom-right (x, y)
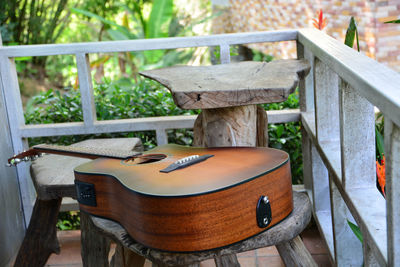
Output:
top-left (212, 0), bottom-right (400, 72)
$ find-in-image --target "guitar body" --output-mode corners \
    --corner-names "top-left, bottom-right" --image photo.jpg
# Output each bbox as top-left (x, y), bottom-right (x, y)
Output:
top-left (74, 144), bottom-right (293, 252)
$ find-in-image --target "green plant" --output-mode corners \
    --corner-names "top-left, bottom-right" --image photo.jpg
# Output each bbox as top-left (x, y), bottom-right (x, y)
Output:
top-left (1, 0), bottom-right (72, 75)
top-left (25, 78), bottom-right (198, 148)
top-left (57, 211), bottom-right (80, 230)
top-left (313, 9), bottom-right (327, 30)
top-left (384, 19), bottom-right (400, 24)
top-left (344, 17), bottom-right (360, 52)
top-left (263, 90), bottom-right (303, 184)
top-left (70, 0), bottom-right (207, 78)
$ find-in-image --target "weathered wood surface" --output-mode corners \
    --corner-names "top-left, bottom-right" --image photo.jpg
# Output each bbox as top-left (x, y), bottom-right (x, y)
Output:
top-left (193, 105), bottom-right (256, 146)
top-left (276, 236), bottom-right (317, 267)
top-left (89, 192), bottom-right (312, 266)
top-left (110, 244), bottom-right (146, 267)
top-left (214, 254), bottom-right (240, 267)
top-left (13, 198), bottom-right (61, 267)
top-left (80, 212), bottom-right (111, 267)
top-left (139, 59), bottom-right (310, 109)
top-left (193, 105), bottom-right (268, 147)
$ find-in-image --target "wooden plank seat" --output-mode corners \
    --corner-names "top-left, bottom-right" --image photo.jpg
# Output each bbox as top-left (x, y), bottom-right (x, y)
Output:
top-left (88, 191), bottom-right (317, 267)
top-left (13, 138), bottom-right (143, 267)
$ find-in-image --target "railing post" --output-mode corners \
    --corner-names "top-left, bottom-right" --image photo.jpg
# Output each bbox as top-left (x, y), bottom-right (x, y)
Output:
top-left (385, 119), bottom-right (400, 266)
top-left (0, 53), bottom-right (34, 223)
top-left (338, 80), bottom-right (378, 265)
top-left (339, 80), bottom-right (375, 189)
top-left (314, 59), bottom-right (340, 145)
top-left (297, 41), bottom-right (315, 200)
top-left (219, 43), bottom-right (230, 64)
top-left (0, 34), bottom-right (26, 266)
top-left (156, 129), bottom-right (168, 145)
top-left (76, 53), bottom-right (96, 126)
top-left (329, 177), bottom-right (363, 266)
top-left (297, 41), bottom-right (314, 113)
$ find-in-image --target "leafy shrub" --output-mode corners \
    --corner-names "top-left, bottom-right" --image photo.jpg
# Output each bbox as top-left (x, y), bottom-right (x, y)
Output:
top-left (263, 90), bottom-right (302, 184)
top-left (25, 78), bottom-right (199, 148)
top-left (57, 211), bottom-right (80, 230)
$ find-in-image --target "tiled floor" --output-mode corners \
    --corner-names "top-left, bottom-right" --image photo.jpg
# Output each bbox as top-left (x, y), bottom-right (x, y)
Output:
top-left (46, 225), bottom-right (332, 267)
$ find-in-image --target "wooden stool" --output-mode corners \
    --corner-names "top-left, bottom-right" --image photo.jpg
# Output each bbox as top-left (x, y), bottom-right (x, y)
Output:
top-left (88, 192), bottom-right (316, 267)
top-left (13, 138), bottom-right (143, 267)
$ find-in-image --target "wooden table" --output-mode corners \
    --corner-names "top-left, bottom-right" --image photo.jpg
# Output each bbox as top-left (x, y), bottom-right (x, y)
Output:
top-left (140, 59), bottom-right (310, 147)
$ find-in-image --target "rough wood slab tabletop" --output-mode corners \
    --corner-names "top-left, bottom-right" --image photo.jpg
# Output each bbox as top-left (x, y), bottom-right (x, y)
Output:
top-left (139, 59), bottom-right (310, 109)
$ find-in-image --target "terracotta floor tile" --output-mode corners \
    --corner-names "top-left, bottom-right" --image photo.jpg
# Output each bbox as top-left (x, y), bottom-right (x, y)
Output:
top-left (257, 256), bottom-right (285, 267)
top-left (256, 246), bottom-right (280, 256)
top-left (199, 258), bottom-right (216, 267)
top-left (237, 256), bottom-right (256, 267)
top-left (237, 249), bottom-right (256, 257)
top-left (46, 231), bottom-right (82, 266)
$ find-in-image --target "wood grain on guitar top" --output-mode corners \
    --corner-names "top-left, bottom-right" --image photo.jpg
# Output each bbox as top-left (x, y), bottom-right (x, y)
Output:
top-left (74, 144), bottom-right (293, 252)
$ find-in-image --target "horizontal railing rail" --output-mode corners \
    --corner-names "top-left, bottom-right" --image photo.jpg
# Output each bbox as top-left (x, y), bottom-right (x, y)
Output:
top-left (0, 30), bottom-right (297, 57)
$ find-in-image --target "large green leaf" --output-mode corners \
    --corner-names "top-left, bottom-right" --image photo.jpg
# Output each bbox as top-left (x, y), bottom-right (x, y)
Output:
top-left (145, 0), bottom-right (173, 39)
top-left (143, 0), bottom-right (174, 63)
top-left (376, 127), bottom-right (384, 160)
top-left (71, 8), bottom-right (136, 40)
top-left (344, 17), bottom-right (360, 52)
top-left (384, 19), bottom-right (400, 24)
top-left (347, 220), bottom-right (363, 243)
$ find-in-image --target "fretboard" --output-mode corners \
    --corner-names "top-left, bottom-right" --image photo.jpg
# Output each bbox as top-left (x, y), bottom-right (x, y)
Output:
top-left (33, 144), bottom-right (141, 160)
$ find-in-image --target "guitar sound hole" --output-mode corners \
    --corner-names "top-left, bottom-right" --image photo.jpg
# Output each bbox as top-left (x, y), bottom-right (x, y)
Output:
top-left (126, 154), bottom-right (167, 164)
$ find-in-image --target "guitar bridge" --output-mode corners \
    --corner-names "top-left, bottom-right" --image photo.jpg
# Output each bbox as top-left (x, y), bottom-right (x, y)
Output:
top-left (160, 154), bottom-right (214, 173)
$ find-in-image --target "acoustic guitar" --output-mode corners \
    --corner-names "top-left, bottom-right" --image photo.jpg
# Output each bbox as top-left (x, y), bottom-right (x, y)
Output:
top-left (8, 143), bottom-right (293, 252)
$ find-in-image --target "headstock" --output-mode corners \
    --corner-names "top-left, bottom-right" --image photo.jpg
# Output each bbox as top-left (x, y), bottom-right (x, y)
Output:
top-left (7, 149), bottom-right (43, 167)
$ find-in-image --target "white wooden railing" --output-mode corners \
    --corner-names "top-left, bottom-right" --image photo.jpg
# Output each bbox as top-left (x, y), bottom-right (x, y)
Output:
top-left (0, 29), bottom-right (399, 266)
top-left (297, 28), bottom-right (400, 266)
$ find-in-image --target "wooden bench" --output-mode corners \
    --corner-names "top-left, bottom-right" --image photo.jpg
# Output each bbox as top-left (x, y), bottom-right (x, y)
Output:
top-left (13, 138), bottom-right (143, 267)
top-left (88, 191), bottom-right (316, 267)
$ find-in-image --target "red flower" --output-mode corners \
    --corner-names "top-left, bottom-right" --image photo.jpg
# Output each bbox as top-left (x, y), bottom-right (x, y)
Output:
top-left (313, 9), bottom-right (327, 30)
top-left (376, 155), bottom-right (386, 197)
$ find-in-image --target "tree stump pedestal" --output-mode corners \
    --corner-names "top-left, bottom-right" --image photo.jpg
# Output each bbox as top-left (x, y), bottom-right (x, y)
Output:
top-left (140, 59), bottom-right (310, 147)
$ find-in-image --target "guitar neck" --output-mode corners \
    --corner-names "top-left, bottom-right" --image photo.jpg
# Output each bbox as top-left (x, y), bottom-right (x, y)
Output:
top-left (7, 143), bottom-right (143, 166)
top-left (32, 144), bottom-right (141, 160)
